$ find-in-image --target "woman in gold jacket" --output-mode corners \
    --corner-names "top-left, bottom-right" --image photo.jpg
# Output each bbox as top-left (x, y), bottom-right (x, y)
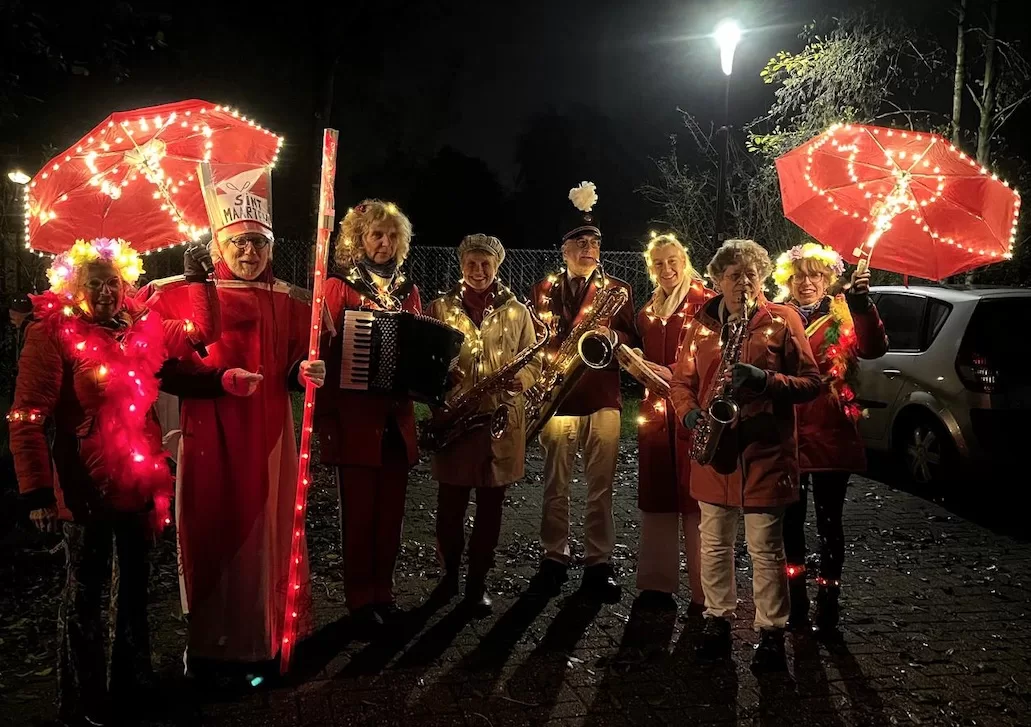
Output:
top-left (425, 234), bottom-right (542, 615)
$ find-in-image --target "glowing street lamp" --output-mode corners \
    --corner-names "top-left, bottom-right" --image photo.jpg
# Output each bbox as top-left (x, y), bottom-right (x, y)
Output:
top-left (712, 20), bottom-right (742, 246)
top-left (7, 170), bottom-right (30, 185)
top-left (714, 20), bottom-right (742, 76)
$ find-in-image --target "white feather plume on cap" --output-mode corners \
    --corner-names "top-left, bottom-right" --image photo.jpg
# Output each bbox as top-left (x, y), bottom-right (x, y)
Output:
top-left (568, 181), bottom-right (599, 212)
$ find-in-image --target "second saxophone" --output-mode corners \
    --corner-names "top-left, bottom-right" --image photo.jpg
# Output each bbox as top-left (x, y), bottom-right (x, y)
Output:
top-left (690, 291), bottom-right (751, 465)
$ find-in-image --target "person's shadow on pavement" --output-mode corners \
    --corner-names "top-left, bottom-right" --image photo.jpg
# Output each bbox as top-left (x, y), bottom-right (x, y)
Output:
top-left (664, 612), bottom-right (739, 724)
top-left (582, 595), bottom-right (678, 724)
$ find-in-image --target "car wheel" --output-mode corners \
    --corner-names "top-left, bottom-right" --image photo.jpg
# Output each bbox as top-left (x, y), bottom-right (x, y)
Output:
top-left (894, 413), bottom-right (955, 488)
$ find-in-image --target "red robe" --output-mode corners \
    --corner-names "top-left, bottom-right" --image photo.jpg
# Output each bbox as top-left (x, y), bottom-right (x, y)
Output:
top-left (136, 268), bottom-right (312, 662)
top-left (635, 283), bottom-right (714, 514)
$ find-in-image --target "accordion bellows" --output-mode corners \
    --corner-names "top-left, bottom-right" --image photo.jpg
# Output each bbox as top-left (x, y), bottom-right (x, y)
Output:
top-left (338, 310), bottom-right (464, 406)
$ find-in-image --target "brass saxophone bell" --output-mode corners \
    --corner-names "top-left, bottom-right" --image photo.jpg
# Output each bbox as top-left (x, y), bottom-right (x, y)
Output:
top-left (578, 329), bottom-right (617, 369)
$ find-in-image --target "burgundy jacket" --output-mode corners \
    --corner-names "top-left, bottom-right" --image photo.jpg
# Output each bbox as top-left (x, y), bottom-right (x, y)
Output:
top-left (529, 270), bottom-right (636, 416)
top-left (795, 293), bottom-right (888, 472)
top-left (315, 272), bottom-right (422, 469)
top-left (636, 283), bottom-right (715, 514)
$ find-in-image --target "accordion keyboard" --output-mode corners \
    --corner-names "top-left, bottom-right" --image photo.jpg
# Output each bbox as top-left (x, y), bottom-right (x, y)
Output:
top-left (339, 310), bottom-right (375, 390)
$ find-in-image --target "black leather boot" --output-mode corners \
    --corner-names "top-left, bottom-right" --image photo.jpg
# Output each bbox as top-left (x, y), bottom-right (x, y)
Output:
top-left (751, 628), bottom-right (788, 673)
top-left (697, 616), bottom-right (732, 662)
top-left (812, 581), bottom-right (841, 638)
top-left (786, 565), bottom-right (811, 631)
top-left (464, 576), bottom-right (494, 617)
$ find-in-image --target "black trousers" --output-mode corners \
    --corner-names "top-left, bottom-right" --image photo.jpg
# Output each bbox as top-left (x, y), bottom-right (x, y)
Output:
top-left (58, 513), bottom-right (152, 721)
top-left (782, 472), bottom-right (850, 584)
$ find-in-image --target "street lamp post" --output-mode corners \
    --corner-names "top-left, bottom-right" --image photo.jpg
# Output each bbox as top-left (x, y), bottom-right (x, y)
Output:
top-left (713, 20), bottom-right (741, 249)
top-left (4, 170), bottom-right (31, 293)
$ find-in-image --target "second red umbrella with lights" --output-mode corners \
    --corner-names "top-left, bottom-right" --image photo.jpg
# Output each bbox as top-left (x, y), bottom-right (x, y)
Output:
top-left (775, 123), bottom-right (1021, 280)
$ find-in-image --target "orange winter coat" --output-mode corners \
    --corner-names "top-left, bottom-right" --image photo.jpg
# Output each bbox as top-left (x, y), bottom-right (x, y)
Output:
top-left (670, 295), bottom-right (821, 509)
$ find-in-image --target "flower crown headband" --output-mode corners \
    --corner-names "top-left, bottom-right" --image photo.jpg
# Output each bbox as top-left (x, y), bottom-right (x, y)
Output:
top-left (772, 242), bottom-right (845, 300)
top-left (47, 238), bottom-right (144, 298)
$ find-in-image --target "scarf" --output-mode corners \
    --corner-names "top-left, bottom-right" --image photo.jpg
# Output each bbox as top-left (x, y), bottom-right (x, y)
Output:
top-left (462, 282), bottom-right (497, 328)
top-left (652, 276), bottom-right (694, 319)
top-left (362, 257), bottom-right (398, 279)
top-left (794, 300), bottom-right (823, 326)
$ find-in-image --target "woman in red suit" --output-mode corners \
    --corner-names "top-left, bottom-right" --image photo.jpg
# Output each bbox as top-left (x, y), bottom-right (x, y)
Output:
top-left (316, 200), bottom-right (422, 634)
top-left (634, 234), bottom-right (714, 613)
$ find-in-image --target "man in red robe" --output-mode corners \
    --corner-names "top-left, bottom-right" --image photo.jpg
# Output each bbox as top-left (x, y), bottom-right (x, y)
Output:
top-left (137, 162), bottom-right (326, 680)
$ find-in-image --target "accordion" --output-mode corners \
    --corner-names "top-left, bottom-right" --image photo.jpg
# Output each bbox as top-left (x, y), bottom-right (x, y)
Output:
top-left (338, 310), bottom-right (464, 406)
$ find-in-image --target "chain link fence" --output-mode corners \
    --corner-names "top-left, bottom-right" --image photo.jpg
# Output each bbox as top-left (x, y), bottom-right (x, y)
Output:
top-left (260, 240), bottom-right (656, 310)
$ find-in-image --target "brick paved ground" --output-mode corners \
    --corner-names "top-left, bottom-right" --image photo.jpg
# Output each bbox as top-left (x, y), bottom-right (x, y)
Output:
top-left (2, 440), bottom-right (1030, 727)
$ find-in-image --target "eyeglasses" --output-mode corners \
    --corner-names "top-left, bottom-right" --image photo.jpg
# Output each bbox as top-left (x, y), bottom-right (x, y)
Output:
top-left (84, 277), bottom-right (123, 293)
top-left (723, 270), bottom-right (761, 284)
top-left (570, 238), bottom-right (601, 251)
top-left (795, 272), bottom-right (826, 282)
top-left (229, 236), bottom-right (270, 250)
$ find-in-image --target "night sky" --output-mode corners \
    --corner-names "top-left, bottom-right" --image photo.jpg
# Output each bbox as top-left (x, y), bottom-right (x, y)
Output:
top-left (3, 0), bottom-right (1022, 250)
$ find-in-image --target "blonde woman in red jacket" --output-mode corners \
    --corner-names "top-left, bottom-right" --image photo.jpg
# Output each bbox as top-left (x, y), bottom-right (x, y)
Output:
top-left (633, 234), bottom-right (713, 614)
top-left (316, 200), bottom-right (422, 635)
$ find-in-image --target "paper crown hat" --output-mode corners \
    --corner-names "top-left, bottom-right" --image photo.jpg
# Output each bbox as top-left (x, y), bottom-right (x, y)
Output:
top-left (198, 162), bottom-right (274, 244)
top-left (561, 181), bottom-right (602, 244)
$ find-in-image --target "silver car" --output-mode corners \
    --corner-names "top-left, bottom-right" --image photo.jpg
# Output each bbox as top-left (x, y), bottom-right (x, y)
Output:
top-left (856, 285), bottom-right (1031, 486)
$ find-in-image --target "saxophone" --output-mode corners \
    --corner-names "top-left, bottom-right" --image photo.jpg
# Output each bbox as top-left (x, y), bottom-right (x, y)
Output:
top-left (419, 309), bottom-right (549, 453)
top-left (690, 291), bottom-right (751, 465)
top-left (524, 281), bottom-right (629, 443)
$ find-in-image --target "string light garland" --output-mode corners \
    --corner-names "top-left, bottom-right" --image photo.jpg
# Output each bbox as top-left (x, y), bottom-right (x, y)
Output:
top-left (24, 102), bottom-right (284, 258)
top-left (13, 289), bottom-right (173, 530)
top-left (338, 204), bottom-right (410, 311)
top-left (280, 129), bottom-right (338, 675)
top-left (799, 123), bottom-right (1021, 271)
top-left (635, 233), bottom-right (714, 431)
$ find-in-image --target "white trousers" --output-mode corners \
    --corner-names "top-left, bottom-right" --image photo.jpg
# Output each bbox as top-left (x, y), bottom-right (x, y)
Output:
top-left (539, 409), bottom-right (621, 566)
top-left (698, 502), bottom-right (790, 630)
top-left (635, 510), bottom-right (703, 603)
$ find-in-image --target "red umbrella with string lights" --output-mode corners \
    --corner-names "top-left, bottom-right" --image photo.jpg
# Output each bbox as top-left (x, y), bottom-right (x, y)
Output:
top-left (21, 99), bottom-right (283, 256)
top-left (775, 123), bottom-right (1021, 280)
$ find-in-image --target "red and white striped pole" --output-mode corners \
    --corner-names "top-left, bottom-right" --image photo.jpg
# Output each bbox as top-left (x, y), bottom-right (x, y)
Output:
top-left (280, 128), bottom-right (339, 675)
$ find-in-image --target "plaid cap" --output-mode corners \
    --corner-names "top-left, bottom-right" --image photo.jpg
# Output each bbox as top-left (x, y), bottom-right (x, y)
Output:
top-left (457, 234), bottom-right (505, 265)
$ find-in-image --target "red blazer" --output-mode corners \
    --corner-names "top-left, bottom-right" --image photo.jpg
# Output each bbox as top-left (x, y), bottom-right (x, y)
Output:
top-left (670, 295), bottom-right (822, 509)
top-left (315, 272), bottom-right (422, 469)
top-left (529, 270), bottom-right (636, 416)
top-left (795, 294), bottom-right (888, 472)
top-left (636, 283), bottom-right (714, 514)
